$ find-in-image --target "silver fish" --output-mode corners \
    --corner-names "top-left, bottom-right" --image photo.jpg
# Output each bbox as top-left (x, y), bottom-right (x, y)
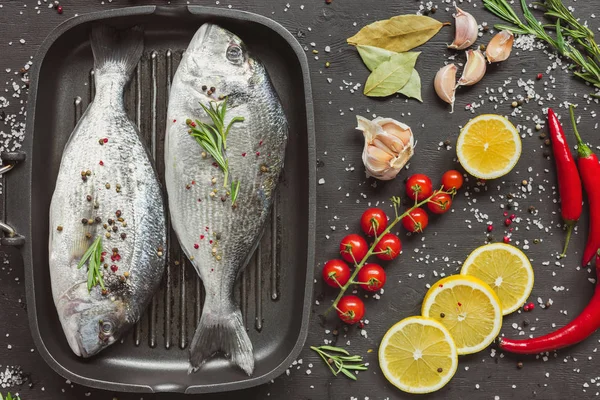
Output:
top-left (49, 25), bottom-right (166, 358)
top-left (165, 23), bottom-right (288, 375)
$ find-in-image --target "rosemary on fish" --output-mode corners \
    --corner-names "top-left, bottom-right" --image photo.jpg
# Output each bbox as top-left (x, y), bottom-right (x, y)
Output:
top-left (77, 236), bottom-right (105, 292)
top-left (483, 0), bottom-right (600, 89)
top-left (186, 98), bottom-right (245, 205)
top-left (310, 345), bottom-right (368, 380)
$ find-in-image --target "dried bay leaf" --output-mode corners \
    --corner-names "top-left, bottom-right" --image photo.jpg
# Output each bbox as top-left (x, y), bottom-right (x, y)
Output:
top-left (357, 45), bottom-right (422, 101)
top-left (364, 52), bottom-right (420, 97)
top-left (348, 15), bottom-right (446, 52)
top-left (398, 69), bottom-right (423, 102)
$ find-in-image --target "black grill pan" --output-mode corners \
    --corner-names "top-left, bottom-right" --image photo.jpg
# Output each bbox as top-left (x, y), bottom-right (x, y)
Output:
top-left (12, 5), bottom-right (315, 394)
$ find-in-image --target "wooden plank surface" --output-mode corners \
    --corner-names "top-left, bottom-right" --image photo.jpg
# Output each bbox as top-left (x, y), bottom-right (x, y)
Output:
top-left (1, 0), bottom-right (600, 399)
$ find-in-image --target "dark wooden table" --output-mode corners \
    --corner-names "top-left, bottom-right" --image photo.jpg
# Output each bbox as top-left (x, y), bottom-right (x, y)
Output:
top-left (2, 0), bottom-right (600, 398)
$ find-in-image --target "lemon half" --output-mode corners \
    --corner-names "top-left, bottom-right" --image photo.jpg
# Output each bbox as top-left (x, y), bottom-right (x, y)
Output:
top-left (379, 316), bottom-right (458, 394)
top-left (421, 275), bottom-right (502, 355)
top-left (456, 114), bottom-right (521, 179)
top-left (461, 243), bottom-right (534, 315)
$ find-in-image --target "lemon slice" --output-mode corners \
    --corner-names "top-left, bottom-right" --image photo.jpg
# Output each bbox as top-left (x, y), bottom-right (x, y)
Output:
top-left (456, 114), bottom-right (521, 179)
top-left (460, 243), bottom-right (534, 315)
top-left (379, 316), bottom-right (458, 394)
top-left (421, 275), bottom-right (502, 355)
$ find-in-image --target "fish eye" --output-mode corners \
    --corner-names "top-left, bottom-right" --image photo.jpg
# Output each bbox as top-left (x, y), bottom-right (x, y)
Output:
top-left (226, 44), bottom-right (243, 63)
top-left (101, 321), bottom-right (113, 334)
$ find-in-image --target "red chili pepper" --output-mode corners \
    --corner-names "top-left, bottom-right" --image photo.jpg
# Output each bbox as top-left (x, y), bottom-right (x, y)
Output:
top-left (570, 105), bottom-right (600, 266)
top-left (499, 249), bottom-right (600, 354)
top-left (548, 108), bottom-right (582, 257)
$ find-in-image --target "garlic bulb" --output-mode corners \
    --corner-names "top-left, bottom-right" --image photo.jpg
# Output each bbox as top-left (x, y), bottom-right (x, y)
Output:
top-left (486, 30), bottom-right (514, 63)
top-left (448, 7), bottom-right (479, 50)
top-left (434, 64), bottom-right (457, 112)
top-left (457, 49), bottom-right (487, 87)
top-left (356, 116), bottom-right (414, 181)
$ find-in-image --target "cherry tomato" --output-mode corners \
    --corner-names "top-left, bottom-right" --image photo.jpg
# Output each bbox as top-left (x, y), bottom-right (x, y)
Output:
top-left (442, 170), bottom-right (464, 191)
top-left (402, 208), bottom-right (429, 233)
top-left (428, 192), bottom-right (453, 214)
top-left (360, 208), bottom-right (388, 237)
top-left (339, 234), bottom-right (368, 264)
top-left (406, 174), bottom-right (433, 202)
top-left (374, 233), bottom-right (401, 261)
top-left (357, 263), bottom-right (386, 291)
top-left (322, 259), bottom-right (351, 288)
top-left (336, 295), bottom-right (365, 324)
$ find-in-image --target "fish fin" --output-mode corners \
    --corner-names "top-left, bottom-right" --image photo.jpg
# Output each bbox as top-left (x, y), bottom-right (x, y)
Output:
top-left (90, 24), bottom-right (144, 79)
top-left (188, 302), bottom-right (254, 376)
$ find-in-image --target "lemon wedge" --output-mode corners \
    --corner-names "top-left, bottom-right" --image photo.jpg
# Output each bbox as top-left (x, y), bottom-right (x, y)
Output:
top-left (379, 316), bottom-right (458, 394)
top-left (461, 243), bottom-right (534, 315)
top-left (456, 114), bottom-right (521, 179)
top-left (421, 275), bottom-right (502, 355)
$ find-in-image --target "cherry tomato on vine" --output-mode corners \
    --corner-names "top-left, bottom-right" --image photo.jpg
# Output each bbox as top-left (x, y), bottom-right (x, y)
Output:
top-left (357, 263), bottom-right (386, 291)
top-left (441, 170), bottom-right (464, 191)
top-left (406, 174), bottom-right (433, 201)
top-left (402, 208), bottom-right (429, 233)
top-left (336, 295), bottom-right (365, 324)
top-left (428, 192), bottom-right (453, 214)
top-left (339, 234), bottom-right (368, 264)
top-left (374, 233), bottom-right (401, 261)
top-left (360, 208), bottom-right (388, 237)
top-left (322, 259), bottom-right (351, 288)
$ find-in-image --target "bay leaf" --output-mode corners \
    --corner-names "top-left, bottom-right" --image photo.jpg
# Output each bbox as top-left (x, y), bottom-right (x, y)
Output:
top-left (364, 52), bottom-right (420, 97)
top-left (398, 69), bottom-right (423, 102)
top-left (357, 45), bottom-right (399, 72)
top-left (348, 15), bottom-right (445, 52)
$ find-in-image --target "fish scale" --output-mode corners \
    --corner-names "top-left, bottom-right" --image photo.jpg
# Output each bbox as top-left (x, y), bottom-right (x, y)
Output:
top-left (165, 23), bottom-right (288, 375)
top-left (49, 25), bottom-right (166, 358)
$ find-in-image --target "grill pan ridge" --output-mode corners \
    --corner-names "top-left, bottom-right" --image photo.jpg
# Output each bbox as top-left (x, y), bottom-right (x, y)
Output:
top-left (18, 5), bottom-right (315, 393)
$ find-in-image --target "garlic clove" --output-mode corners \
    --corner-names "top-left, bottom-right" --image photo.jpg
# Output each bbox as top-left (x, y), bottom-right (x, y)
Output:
top-left (356, 116), bottom-right (415, 181)
top-left (486, 30), bottom-right (514, 63)
top-left (458, 49), bottom-right (486, 87)
top-left (434, 64), bottom-right (457, 112)
top-left (448, 6), bottom-right (478, 50)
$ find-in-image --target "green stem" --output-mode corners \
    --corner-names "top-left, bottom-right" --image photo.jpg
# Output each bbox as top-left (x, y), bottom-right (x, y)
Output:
top-left (325, 191), bottom-right (449, 316)
top-left (560, 222), bottom-right (575, 258)
top-left (569, 104), bottom-right (593, 158)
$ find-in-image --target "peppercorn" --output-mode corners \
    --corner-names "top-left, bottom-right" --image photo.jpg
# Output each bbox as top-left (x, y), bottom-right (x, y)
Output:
top-left (86, 170), bottom-right (92, 176)
top-left (523, 319), bottom-right (530, 326)
top-left (99, 139), bottom-right (105, 145)
top-left (325, 0), bottom-right (332, 3)
top-left (57, 225), bottom-right (63, 231)
top-left (440, 313), bottom-right (445, 318)
top-left (81, 218), bottom-right (88, 225)
top-left (210, 86), bottom-right (216, 93)
top-left (124, 271), bottom-right (130, 278)
top-left (119, 275), bottom-right (126, 283)
top-left (87, 219), bottom-right (93, 225)
top-left (533, 238), bottom-right (540, 244)
top-left (95, 217), bottom-right (102, 223)
top-left (539, 132), bottom-right (547, 139)
top-left (325, 61), bottom-right (330, 68)
top-left (437, 367), bottom-right (443, 373)
top-left (522, 180), bottom-right (528, 186)
top-left (211, 177), bottom-right (217, 184)
top-left (105, 183), bottom-right (111, 189)
top-left (221, 196), bottom-right (227, 202)
top-left (216, 255), bottom-right (222, 261)
top-left (112, 226), bottom-right (118, 232)
top-left (504, 218), bottom-right (512, 227)
top-left (215, 233), bottom-right (221, 240)
top-left (260, 165), bottom-right (269, 173)
top-left (201, 152), bottom-right (207, 158)
top-left (511, 101), bottom-right (518, 108)
top-left (116, 184), bottom-right (121, 193)
top-left (101, 289), bottom-right (108, 296)
top-left (544, 138), bottom-right (551, 146)
top-left (536, 73), bottom-right (543, 80)
top-left (115, 210), bottom-right (122, 217)
top-left (57, 5), bottom-right (63, 14)
top-left (479, 44), bottom-right (486, 51)
top-left (121, 233), bottom-right (127, 240)
top-left (82, 176), bottom-right (87, 182)
top-left (111, 265), bottom-right (118, 272)
top-left (517, 361), bottom-right (523, 369)
top-left (105, 232), bottom-right (111, 238)
top-left (528, 205), bottom-right (536, 213)
top-left (201, 85), bottom-right (207, 91)
top-left (108, 218), bottom-right (114, 225)
top-left (85, 232), bottom-right (92, 239)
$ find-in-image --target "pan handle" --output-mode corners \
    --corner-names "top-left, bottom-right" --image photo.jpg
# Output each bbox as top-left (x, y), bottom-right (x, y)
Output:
top-left (0, 151), bottom-right (26, 246)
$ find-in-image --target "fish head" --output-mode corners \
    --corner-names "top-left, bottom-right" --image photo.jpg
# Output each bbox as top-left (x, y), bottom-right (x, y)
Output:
top-left (185, 23), bottom-right (263, 99)
top-left (58, 284), bottom-right (129, 357)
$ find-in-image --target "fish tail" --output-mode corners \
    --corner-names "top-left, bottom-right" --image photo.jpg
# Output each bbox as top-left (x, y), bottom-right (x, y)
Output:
top-left (188, 298), bottom-right (254, 376)
top-left (90, 24), bottom-right (144, 79)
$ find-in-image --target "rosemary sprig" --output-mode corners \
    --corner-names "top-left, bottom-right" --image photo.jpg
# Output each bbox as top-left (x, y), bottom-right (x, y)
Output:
top-left (483, 0), bottom-right (600, 89)
top-left (310, 345), bottom-right (368, 380)
top-left (1, 392), bottom-right (21, 400)
top-left (77, 236), bottom-right (105, 292)
top-left (187, 98), bottom-right (245, 205)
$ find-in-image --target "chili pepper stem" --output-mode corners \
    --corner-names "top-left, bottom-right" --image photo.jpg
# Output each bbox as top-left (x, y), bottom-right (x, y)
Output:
top-left (560, 221), bottom-right (575, 258)
top-left (325, 191), bottom-right (450, 316)
top-left (570, 104), bottom-right (593, 158)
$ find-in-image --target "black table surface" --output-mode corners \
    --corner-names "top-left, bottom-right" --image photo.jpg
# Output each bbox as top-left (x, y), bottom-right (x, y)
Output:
top-left (2, 0), bottom-right (600, 399)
